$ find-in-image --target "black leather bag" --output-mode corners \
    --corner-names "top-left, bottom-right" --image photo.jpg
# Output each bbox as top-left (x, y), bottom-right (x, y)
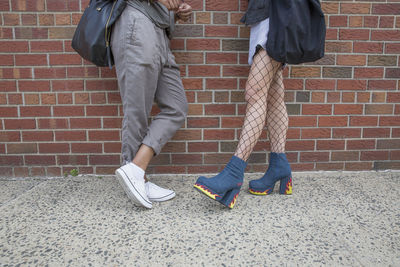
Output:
top-left (266, 0), bottom-right (326, 64)
top-left (71, 0), bottom-right (127, 68)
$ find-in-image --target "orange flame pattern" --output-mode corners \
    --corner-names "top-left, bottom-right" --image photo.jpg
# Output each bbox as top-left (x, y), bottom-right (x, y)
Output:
top-left (228, 192), bottom-right (239, 208)
top-left (194, 183), bottom-right (220, 200)
top-left (249, 188), bottom-right (271, 195)
top-left (285, 177), bottom-right (292, 195)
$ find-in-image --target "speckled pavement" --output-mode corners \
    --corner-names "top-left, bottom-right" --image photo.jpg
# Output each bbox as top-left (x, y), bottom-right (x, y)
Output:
top-left (1, 172), bottom-right (399, 266)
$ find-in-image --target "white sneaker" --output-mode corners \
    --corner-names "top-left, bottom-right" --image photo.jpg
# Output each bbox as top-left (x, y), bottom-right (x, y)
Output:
top-left (145, 182), bottom-right (176, 202)
top-left (115, 163), bottom-right (152, 209)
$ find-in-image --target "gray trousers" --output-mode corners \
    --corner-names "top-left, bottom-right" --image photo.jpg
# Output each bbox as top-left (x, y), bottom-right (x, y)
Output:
top-left (111, 6), bottom-right (188, 163)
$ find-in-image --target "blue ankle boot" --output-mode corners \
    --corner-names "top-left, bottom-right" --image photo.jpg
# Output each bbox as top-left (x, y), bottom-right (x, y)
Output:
top-left (249, 153), bottom-right (293, 195)
top-left (194, 156), bottom-right (247, 208)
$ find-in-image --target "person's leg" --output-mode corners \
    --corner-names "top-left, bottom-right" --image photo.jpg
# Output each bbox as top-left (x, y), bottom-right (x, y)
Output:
top-left (112, 7), bottom-right (162, 208)
top-left (249, 68), bottom-right (293, 195)
top-left (194, 49), bottom-right (281, 208)
top-left (142, 47), bottom-right (188, 157)
top-left (140, 46), bottom-right (188, 202)
top-left (234, 49), bottom-right (282, 161)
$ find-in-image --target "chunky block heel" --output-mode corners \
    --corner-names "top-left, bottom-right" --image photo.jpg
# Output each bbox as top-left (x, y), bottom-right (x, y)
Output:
top-left (219, 188), bottom-right (241, 209)
top-left (279, 176), bottom-right (293, 195)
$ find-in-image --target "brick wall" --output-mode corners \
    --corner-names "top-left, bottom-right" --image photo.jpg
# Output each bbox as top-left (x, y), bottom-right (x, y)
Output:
top-left (0, 0), bottom-right (399, 177)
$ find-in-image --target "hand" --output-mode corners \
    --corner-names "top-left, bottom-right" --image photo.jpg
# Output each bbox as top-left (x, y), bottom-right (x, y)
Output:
top-left (176, 3), bottom-right (192, 22)
top-left (157, 0), bottom-right (182, 11)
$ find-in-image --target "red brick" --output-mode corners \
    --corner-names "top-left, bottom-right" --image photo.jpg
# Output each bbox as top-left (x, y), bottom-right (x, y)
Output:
top-left (333, 128), bottom-right (361, 138)
top-left (49, 54), bottom-right (81, 65)
top-left (25, 155), bottom-right (55, 165)
top-left (89, 155), bottom-right (120, 165)
top-left (53, 80), bottom-right (84, 91)
top-left (38, 118), bottom-right (68, 129)
top-left (305, 79), bottom-right (336, 90)
top-left (189, 65), bottom-right (220, 77)
top-left (206, 78), bottom-right (237, 89)
top-left (86, 106), bottom-right (118, 116)
top-left (204, 129), bottom-right (234, 140)
top-left (286, 140), bottom-right (315, 151)
top-left (289, 116), bottom-right (317, 127)
top-left (172, 154), bottom-right (202, 164)
top-left (316, 163), bottom-right (344, 171)
top-left (353, 42), bottom-right (383, 54)
top-left (220, 117), bottom-right (244, 128)
top-left (302, 128), bottom-right (331, 139)
top-left (188, 142), bottom-right (218, 152)
top-left (345, 162), bottom-right (373, 171)
top-left (223, 66), bottom-right (249, 77)
top-left (187, 39), bottom-right (220, 50)
top-left (58, 155), bottom-right (88, 166)
top-left (88, 130), bottom-right (120, 141)
top-left (104, 142), bottom-right (122, 153)
top-left (372, 4), bottom-right (400, 15)
top-left (300, 152), bottom-right (329, 162)
top-left (70, 118), bottom-right (101, 129)
top-left (206, 53), bottom-right (237, 64)
top-left (20, 106), bottom-right (51, 117)
top-left (18, 81), bottom-right (50, 92)
top-left (337, 55), bottom-right (366, 66)
top-left (380, 116), bottom-right (400, 126)
top-left (331, 151), bottom-right (359, 161)
top-left (55, 131), bottom-right (86, 141)
top-left (39, 143), bottom-right (70, 153)
top-left (368, 80), bottom-right (397, 91)
top-left (347, 140), bottom-right (376, 150)
top-left (354, 68), bottom-right (384, 79)
top-left (363, 128), bottom-right (390, 138)
top-left (22, 131), bottom-right (53, 141)
top-left (205, 104), bottom-right (235, 115)
top-left (205, 26), bottom-right (238, 37)
top-left (187, 165), bottom-right (220, 174)
top-left (206, 0), bottom-right (239, 11)
top-left (12, 0), bottom-right (45, 11)
top-left (319, 116), bottom-right (348, 127)
top-left (334, 104), bottom-right (363, 115)
top-left (361, 151), bottom-right (389, 161)
top-left (0, 81), bottom-right (17, 92)
top-left (34, 67), bottom-right (66, 79)
top-left (71, 143), bottom-right (103, 153)
top-left (7, 143), bottom-right (37, 154)
top-left (302, 104), bottom-right (332, 115)
top-left (4, 119), bottom-right (36, 129)
top-left (53, 106), bottom-right (84, 117)
top-left (0, 156), bottom-right (23, 166)
top-left (350, 116), bottom-right (378, 126)
top-left (339, 29), bottom-right (370, 40)
top-left (371, 30), bottom-right (400, 41)
top-left (187, 117), bottom-right (219, 128)
top-left (365, 104), bottom-right (393, 114)
top-left (0, 131), bottom-right (20, 142)
top-left (337, 80), bottom-right (367, 90)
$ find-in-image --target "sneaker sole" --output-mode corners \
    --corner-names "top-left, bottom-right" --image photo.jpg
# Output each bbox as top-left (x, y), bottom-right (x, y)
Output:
top-left (149, 191), bottom-right (176, 202)
top-left (115, 169), bottom-right (152, 209)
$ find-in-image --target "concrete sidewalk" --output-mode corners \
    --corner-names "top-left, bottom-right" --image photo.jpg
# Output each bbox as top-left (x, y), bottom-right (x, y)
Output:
top-left (0, 171), bottom-right (399, 266)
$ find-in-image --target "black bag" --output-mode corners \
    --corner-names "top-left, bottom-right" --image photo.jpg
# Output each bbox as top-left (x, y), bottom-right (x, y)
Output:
top-left (71, 0), bottom-right (127, 68)
top-left (266, 0), bottom-right (326, 64)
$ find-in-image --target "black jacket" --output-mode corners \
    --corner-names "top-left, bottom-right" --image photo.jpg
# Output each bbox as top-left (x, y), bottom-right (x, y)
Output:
top-left (240, 0), bottom-right (270, 25)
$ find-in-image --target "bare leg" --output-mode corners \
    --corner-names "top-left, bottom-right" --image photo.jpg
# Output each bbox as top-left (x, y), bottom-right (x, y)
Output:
top-left (132, 144), bottom-right (154, 172)
top-left (234, 49), bottom-right (282, 161)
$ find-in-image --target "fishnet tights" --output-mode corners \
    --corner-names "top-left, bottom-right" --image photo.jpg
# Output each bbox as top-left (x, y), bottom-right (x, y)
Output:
top-left (234, 49), bottom-right (288, 161)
